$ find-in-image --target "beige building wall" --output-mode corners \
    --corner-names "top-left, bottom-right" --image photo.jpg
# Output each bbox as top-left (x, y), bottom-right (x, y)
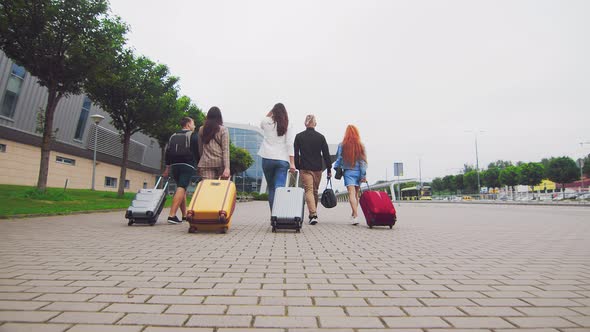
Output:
top-left (0, 139), bottom-right (157, 192)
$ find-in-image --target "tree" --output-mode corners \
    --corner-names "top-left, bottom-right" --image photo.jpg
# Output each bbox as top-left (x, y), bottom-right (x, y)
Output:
top-left (518, 162), bottom-right (545, 196)
top-left (463, 170), bottom-right (478, 193)
top-left (143, 95), bottom-right (204, 172)
top-left (499, 166), bottom-right (520, 199)
top-left (546, 157), bottom-right (580, 198)
top-left (463, 164), bottom-right (475, 173)
top-left (454, 174), bottom-right (464, 194)
top-left (442, 175), bottom-right (456, 193)
top-left (487, 160), bottom-right (512, 170)
top-left (0, 0), bottom-right (127, 191)
top-left (230, 143), bottom-right (254, 175)
top-left (482, 167), bottom-right (501, 189)
top-left (582, 154), bottom-right (590, 178)
top-left (431, 177), bottom-right (444, 193)
top-left (85, 51), bottom-right (179, 197)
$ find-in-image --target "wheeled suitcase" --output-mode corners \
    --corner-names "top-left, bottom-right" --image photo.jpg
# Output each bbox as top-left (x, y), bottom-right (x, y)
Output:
top-left (270, 171), bottom-right (305, 233)
top-left (186, 179), bottom-right (236, 234)
top-left (359, 184), bottom-right (397, 229)
top-left (125, 177), bottom-right (169, 226)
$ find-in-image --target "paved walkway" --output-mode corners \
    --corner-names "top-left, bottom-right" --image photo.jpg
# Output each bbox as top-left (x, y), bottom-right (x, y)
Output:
top-left (0, 202), bottom-right (589, 331)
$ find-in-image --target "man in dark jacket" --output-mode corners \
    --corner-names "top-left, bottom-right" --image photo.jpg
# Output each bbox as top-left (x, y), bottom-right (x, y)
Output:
top-left (294, 114), bottom-right (332, 225)
top-left (162, 117), bottom-right (199, 224)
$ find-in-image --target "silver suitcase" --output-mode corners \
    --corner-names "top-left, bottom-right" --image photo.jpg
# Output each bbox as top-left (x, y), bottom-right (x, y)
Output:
top-left (125, 177), bottom-right (169, 226)
top-left (270, 171), bottom-right (305, 233)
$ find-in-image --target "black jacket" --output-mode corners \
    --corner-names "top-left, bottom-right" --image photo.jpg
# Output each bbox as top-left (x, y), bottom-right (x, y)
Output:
top-left (294, 128), bottom-right (332, 172)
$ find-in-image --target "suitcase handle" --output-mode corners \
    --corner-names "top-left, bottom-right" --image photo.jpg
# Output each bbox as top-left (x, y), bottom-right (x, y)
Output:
top-left (360, 181), bottom-right (371, 193)
top-left (285, 170), bottom-right (300, 188)
top-left (154, 176), bottom-right (170, 190)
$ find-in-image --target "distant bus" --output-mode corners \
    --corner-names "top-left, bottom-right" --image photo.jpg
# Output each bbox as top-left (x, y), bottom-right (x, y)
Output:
top-left (400, 185), bottom-right (432, 200)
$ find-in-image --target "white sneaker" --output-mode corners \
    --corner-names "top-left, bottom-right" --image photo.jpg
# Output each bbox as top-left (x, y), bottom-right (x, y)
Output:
top-left (351, 216), bottom-right (359, 226)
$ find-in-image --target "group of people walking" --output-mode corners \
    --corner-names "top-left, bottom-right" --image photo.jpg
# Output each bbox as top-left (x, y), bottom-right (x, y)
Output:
top-left (164, 103), bottom-right (367, 226)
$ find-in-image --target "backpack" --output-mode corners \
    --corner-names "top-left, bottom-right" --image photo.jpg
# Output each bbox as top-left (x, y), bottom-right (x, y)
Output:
top-left (167, 131), bottom-right (193, 160)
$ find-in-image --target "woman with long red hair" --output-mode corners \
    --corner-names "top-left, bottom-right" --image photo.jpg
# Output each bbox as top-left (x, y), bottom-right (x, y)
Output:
top-left (333, 125), bottom-right (367, 225)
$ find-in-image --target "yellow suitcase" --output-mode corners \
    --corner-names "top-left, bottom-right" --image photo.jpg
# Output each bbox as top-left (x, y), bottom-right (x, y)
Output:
top-left (186, 179), bottom-right (236, 233)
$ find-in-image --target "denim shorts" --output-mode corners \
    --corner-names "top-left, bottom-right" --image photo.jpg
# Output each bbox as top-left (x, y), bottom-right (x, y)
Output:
top-left (343, 169), bottom-right (361, 187)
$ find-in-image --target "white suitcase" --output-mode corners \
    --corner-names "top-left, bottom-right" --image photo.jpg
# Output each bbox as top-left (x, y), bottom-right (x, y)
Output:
top-left (270, 171), bottom-right (305, 233)
top-left (125, 177), bottom-right (168, 226)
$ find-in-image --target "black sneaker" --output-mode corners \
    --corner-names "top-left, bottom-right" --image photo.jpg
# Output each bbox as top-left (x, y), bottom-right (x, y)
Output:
top-left (308, 215), bottom-right (318, 225)
top-left (167, 216), bottom-right (181, 224)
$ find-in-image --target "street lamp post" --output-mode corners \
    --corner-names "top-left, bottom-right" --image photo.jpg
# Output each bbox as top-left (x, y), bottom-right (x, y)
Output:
top-left (466, 130), bottom-right (484, 196)
top-left (90, 114), bottom-right (104, 190)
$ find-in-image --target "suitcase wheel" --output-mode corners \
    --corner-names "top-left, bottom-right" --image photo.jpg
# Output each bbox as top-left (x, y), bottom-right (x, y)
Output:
top-left (188, 227), bottom-right (196, 234)
top-left (295, 228), bottom-right (300, 233)
top-left (389, 225), bottom-right (393, 229)
top-left (220, 227), bottom-right (228, 234)
top-left (128, 220), bottom-right (134, 226)
top-left (369, 225), bottom-right (373, 229)
top-left (272, 227), bottom-right (276, 233)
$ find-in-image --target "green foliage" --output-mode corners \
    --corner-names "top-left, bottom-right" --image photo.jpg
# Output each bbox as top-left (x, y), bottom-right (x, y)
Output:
top-left (431, 177), bottom-right (444, 193)
top-left (463, 170), bottom-right (479, 193)
top-left (518, 162), bottom-right (545, 187)
top-left (454, 174), bottom-right (464, 192)
top-left (546, 156), bottom-right (580, 186)
top-left (22, 189), bottom-right (73, 201)
top-left (487, 160), bottom-right (513, 170)
top-left (499, 166), bottom-right (520, 187)
top-left (0, 185), bottom-right (136, 217)
top-left (230, 143), bottom-right (254, 175)
top-left (84, 51), bottom-right (179, 196)
top-left (0, 0), bottom-right (128, 191)
top-left (442, 175), bottom-right (457, 193)
top-left (250, 192), bottom-right (269, 201)
top-left (482, 167), bottom-right (500, 188)
top-left (582, 154), bottom-right (590, 178)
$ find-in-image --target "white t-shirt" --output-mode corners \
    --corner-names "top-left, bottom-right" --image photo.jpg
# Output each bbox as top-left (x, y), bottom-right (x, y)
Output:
top-left (257, 116), bottom-right (295, 162)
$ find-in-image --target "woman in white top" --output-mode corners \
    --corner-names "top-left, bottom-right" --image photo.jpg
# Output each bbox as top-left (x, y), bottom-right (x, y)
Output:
top-left (258, 103), bottom-right (296, 211)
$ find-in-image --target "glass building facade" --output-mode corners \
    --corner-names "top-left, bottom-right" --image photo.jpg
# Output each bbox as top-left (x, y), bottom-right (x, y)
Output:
top-left (226, 123), bottom-right (264, 193)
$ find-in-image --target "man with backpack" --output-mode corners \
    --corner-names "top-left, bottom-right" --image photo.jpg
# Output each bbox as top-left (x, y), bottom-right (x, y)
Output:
top-left (162, 117), bottom-right (199, 224)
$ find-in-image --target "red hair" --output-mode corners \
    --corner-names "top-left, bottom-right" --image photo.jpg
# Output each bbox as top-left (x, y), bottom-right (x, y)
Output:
top-left (342, 125), bottom-right (366, 165)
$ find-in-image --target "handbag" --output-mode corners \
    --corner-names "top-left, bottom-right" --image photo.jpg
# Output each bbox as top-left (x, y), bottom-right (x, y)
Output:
top-left (334, 167), bottom-right (343, 180)
top-left (320, 178), bottom-right (338, 208)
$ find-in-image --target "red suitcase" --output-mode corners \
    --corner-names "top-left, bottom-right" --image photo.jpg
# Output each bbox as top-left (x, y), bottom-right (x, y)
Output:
top-left (359, 188), bottom-right (397, 229)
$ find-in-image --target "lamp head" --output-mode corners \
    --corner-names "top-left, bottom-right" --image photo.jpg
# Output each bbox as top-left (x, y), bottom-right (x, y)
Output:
top-left (90, 114), bottom-right (104, 125)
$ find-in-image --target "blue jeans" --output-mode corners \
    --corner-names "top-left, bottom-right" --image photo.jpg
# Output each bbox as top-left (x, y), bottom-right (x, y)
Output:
top-left (262, 158), bottom-right (289, 210)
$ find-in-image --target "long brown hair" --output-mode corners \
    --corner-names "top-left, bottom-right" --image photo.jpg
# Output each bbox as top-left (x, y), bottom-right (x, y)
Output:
top-left (342, 125), bottom-right (366, 165)
top-left (270, 103), bottom-right (288, 137)
top-left (202, 107), bottom-right (223, 144)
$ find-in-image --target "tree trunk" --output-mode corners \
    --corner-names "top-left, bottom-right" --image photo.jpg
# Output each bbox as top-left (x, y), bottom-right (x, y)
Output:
top-left (562, 184), bottom-right (565, 199)
top-left (117, 132), bottom-right (131, 197)
top-left (36, 88), bottom-right (62, 193)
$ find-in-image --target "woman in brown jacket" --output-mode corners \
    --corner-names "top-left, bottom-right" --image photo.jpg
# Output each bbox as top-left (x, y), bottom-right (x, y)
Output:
top-left (197, 107), bottom-right (230, 179)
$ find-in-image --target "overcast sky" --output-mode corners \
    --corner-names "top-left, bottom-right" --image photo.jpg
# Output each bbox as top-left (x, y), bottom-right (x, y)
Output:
top-left (110, 0), bottom-right (590, 184)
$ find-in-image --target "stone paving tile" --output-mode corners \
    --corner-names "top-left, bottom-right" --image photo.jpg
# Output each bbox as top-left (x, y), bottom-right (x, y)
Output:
top-left (66, 325), bottom-right (143, 332)
top-left (0, 300), bottom-right (49, 310)
top-left (506, 317), bottom-right (580, 328)
top-left (0, 323), bottom-right (71, 332)
top-left (143, 328), bottom-right (213, 332)
top-left (254, 316), bottom-right (317, 328)
top-left (118, 313), bottom-right (188, 326)
top-left (41, 302), bottom-right (108, 312)
top-left (186, 315), bottom-right (252, 327)
top-left (0, 311), bottom-right (60, 323)
top-left (382, 317), bottom-right (450, 328)
top-left (50, 312), bottom-right (124, 324)
top-left (445, 317), bottom-right (515, 328)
